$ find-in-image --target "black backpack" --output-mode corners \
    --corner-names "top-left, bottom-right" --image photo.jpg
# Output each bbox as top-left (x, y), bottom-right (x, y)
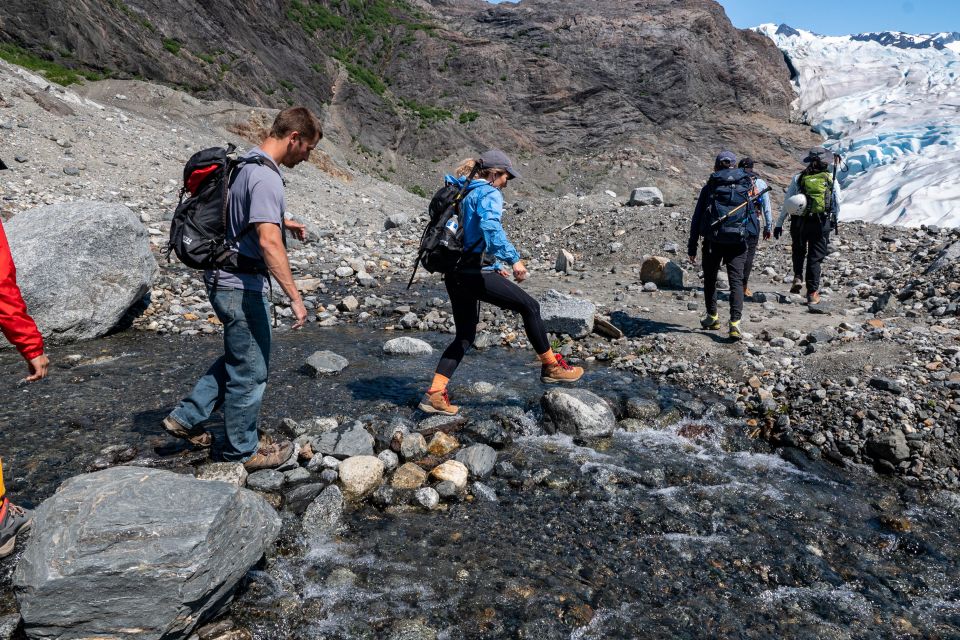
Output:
top-left (406, 163), bottom-right (485, 288)
top-left (167, 144), bottom-right (275, 273)
top-left (703, 168), bottom-right (757, 245)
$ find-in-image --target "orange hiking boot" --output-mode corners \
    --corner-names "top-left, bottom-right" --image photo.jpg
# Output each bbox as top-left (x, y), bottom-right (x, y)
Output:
top-left (541, 353), bottom-right (584, 384)
top-left (808, 291), bottom-right (821, 305)
top-left (419, 389), bottom-right (459, 416)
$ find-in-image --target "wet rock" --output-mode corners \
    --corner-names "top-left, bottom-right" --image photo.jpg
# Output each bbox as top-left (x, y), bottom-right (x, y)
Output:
top-left (400, 432), bottom-right (428, 460)
top-left (13, 467), bottom-right (279, 640)
top-left (319, 469), bottom-right (338, 484)
top-left (639, 256), bottom-right (685, 289)
top-left (6, 202), bottom-right (157, 343)
top-left (371, 484), bottom-right (396, 508)
top-left (429, 460), bottom-right (469, 490)
top-left (434, 481), bottom-right (460, 499)
top-left (196, 462), bottom-right (248, 487)
top-left (378, 449), bottom-right (399, 472)
top-left (337, 455), bottom-right (385, 500)
top-left (414, 487), bottom-right (440, 509)
top-left (391, 462), bottom-right (428, 489)
top-left (356, 272), bottom-right (378, 287)
top-left (313, 421), bottom-right (375, 458)
top-left (302, 485), bottom-right (344, 537)
top-left (283, 466), bottom-right (312, 485)
top-left (869, 377), bottom-right (904, 395)
top-left (0, 615), bottom-right (20, 640)
top-left (628, 187), bottom-right (664, 206)
top-left (625, 396), bottom-right (661, 420)
top-left (464, 420), bottom-right (511, 448)
top-left (246, 469), bottom-right (285, 492)
top-left (538, 289), bottom-right (596, 338)
top-left (427, 432), bottom-right (460, 456)
top-left (417, 413), bottom-right (466, 436)
top-left (867, 430), bottom-right (911, 464)
top-left (388, 619), bottom-right (438, 640)
top-left (540, 388), bottom-right (616, 437)
top-left (471, 482), bottom-right (498, 503)
top-left (337, 295), bottom-right (360, 312)
top-left (305, 350), bottom-right (349, 375)
top-left (283, 483), bottom-right (325, 513)
top-left (383, 337), bottom-right (433, 355)
top-left (455, 444), bottom-right (497, 478)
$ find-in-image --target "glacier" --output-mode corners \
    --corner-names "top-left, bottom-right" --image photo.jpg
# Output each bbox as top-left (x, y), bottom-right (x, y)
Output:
top-left (756, 23), bottom-right (960, 228)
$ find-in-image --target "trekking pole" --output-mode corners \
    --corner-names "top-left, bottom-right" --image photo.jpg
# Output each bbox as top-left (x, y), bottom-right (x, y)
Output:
top-left (709, 186), bottom-right (772, 229)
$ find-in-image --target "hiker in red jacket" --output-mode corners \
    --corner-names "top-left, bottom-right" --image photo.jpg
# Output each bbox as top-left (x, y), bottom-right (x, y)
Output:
top-left (0, 218), bottom-right (49, 558)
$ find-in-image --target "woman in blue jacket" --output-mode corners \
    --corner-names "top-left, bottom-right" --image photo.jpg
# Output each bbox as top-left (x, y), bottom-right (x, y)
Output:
top-left (420, 149), bottom-right (583, 416)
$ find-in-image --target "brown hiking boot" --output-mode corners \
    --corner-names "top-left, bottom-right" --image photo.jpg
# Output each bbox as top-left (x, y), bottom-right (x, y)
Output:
top-left (541, 354), bottom-right (584, 384)
top-left (419, 389), bottom-right (459, 416)
top-left (243, 440), bottom-right (294, 472)
top-left (162, 415), bottom-right (213, 448)
top-left (808, 291), bottom-right (821, 305)
top-left (789, 278), bottom-right (803, 294)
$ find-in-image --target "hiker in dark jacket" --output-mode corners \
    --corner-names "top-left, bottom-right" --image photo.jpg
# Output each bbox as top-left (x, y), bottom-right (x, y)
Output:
top-left (774, 147), bottom-right (843, 305)
top-left (420, 149), bottom-right (583, 416)
top-left (688, 150), bottom-right (759, 341)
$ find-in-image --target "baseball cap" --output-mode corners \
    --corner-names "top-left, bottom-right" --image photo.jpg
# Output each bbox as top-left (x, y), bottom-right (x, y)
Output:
top-left (715, 150), bottom-right (736, 166)
top-left (478, 148), bottom-right (521, 179)
top-left (803, 147), bottom-right (832, 163)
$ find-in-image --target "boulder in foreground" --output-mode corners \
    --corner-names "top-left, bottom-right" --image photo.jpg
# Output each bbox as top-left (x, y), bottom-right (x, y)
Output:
top-left (541, 388), bottom-right (616, 437)
top-left (14, 466), bottom-right (279, 640)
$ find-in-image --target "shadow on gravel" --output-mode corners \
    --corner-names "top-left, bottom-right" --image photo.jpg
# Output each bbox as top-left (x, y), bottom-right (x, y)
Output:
top-left (610, 311), bottom-right (689, 338)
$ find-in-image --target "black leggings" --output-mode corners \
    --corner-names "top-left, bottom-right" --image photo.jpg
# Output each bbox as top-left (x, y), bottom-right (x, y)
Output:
top-left (435, 270), bottom-right (550, 378)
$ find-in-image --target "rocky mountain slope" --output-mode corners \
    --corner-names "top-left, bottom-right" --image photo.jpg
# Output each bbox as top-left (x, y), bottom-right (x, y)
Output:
top-left (0, 0), bottom-right (819, 199)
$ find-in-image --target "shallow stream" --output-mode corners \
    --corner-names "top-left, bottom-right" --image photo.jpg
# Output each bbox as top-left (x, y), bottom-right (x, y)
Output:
top-left (1, 327), bottom-right (958, 638)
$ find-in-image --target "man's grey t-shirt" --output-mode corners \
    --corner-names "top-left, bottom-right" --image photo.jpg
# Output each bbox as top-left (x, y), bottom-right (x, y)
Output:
top-left (204, 148), bottom-right (285, 293)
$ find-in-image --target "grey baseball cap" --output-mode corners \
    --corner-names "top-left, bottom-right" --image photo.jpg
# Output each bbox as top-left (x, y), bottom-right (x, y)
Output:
top-left (479, 148), bottom-right (521, 179)
top-left (803, 147), bottom-right (832, 163)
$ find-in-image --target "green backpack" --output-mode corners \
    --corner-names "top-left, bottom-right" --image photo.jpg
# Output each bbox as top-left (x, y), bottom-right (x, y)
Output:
top-left (798, 171), bottom-right (833, 215)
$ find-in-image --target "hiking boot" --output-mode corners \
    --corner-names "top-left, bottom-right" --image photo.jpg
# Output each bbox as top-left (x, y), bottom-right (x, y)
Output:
top-left (700, 314), bottom-right (721, 330)
top-left (541, 354), bottom-right (584, 384)
top-left (808, 291), bottom-right (821, 305)
top-left (744, 286), bottom-right (753, 298)
top-left (162, 415), bottom-right (213, 448)
top-left (728, 320), bottom-right (743, 341)
top-left (243, 440), bottom-right (294, 472)
top-left (789, 278), bottom-right (803, 294)
top-left (0, 498), bottom-right (33, 559)
top-left (419, 389), bottom-right (459, 416)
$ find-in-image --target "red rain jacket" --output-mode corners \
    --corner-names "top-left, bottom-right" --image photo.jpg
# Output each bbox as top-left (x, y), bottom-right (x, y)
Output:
top-left (0, 220), bottom-right (44, 360)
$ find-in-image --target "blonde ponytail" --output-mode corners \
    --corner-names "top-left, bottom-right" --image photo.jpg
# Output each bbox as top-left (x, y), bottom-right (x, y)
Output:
top-left (454, 157), bottom-right (506, 182)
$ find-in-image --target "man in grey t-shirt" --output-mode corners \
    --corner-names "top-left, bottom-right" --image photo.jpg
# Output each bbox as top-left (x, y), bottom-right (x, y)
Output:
top-left (164, 107), bottom-right (319, 471)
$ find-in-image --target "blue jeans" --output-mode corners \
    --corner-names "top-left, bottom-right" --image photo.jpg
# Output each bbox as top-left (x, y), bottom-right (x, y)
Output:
top-left (171, 286), bottom-right (271, 462)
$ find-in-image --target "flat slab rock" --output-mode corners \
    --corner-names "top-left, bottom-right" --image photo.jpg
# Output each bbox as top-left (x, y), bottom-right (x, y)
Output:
top-left (13, 466), bottom-right (279, 640)
top-left (383, 337), bottom-right (433, 355)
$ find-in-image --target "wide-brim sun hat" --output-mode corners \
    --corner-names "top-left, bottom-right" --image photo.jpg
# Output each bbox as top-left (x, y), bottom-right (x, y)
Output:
top-left (478, 148), bottom-right (521, 179)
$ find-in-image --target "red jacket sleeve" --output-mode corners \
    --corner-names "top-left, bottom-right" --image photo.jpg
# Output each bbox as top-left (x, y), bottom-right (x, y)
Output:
top-left (0, 220), bottom-right (44, 360)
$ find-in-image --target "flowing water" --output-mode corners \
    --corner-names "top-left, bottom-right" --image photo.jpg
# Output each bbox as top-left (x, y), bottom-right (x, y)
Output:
top-left (1, 327), bottom-right (959, 639)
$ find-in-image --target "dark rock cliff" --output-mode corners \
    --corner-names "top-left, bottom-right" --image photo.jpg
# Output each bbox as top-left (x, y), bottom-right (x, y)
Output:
top-left (0, 0), bottom-right (818, 197)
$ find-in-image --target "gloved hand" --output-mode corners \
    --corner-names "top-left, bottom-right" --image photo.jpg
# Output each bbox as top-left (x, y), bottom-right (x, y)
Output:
top-left (763, 228), bottom-right (772, 241)
top-left (773, 227), bottom-right (783, 240)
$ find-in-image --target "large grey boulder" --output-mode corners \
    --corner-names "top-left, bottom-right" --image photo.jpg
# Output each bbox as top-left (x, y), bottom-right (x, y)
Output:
top-left (627, 187), bottom-right (664, 206)
top-left (538, 289), bottom-right (596, 338)
top-left (305, 350), bottom-right (349, 375)
top-left (13, 466), bottom-right (279, 640)
top-left (6, 202), bottom-right (157, 343)
top-left (383, 337), bottom-right (433, 355)
top-left (540, 388), bottom-right (616, 437)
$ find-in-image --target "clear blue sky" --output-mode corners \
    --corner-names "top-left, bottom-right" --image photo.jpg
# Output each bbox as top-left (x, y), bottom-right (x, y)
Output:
top-left (487, 1), bottom-right (957, 36)
top-left (717, 0), bottom-right (958, 35)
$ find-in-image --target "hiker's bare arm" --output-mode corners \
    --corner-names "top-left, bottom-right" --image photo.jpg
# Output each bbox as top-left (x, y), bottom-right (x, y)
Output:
top-left (257, 222), bottom-right (307, 329)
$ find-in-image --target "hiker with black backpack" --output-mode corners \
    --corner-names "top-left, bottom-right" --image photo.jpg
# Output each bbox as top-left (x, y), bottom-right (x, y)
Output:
top-left (773, 147), bottom-right (843, 306)
top-left (163, 107), bottom-right (319, 472)
top-left (688, 151), bottom-right (770, 341)
top-left (416, 149), bottom-right (583, 416)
